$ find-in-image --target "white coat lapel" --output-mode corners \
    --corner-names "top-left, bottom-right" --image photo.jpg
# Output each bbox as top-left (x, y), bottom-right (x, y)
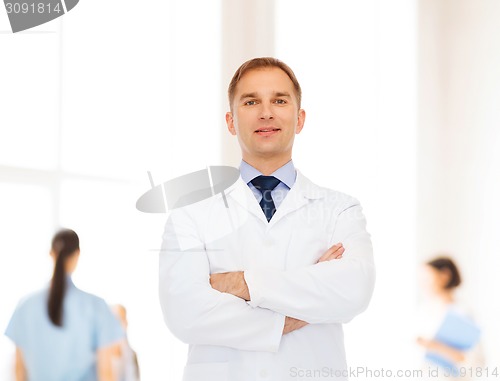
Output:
top-left (223, 171), bottom-right (326, 227)
top-left (267, 170), bottom-right (326, 227)
top-left (225, 176), bottom-right (269, 223)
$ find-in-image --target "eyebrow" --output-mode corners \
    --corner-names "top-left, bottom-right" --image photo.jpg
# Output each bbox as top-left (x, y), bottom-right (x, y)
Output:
top-left (239, 91), bottom-right (292, 101)
top-left (239, 92), bottom-right (258, 101)
top-left (275, 92), bottom-right (292, 98)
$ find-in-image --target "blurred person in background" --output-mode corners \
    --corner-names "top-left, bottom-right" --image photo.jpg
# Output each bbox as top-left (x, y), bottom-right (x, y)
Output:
top-left (111, 304), bottom-right (140, 381)
top-left (4, 228), bottom-right (124, 381)
top-left (417, 256), bottom-right (484, 380)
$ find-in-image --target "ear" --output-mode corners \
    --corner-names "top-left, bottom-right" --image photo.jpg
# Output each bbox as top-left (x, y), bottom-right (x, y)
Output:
top-left (295, 109), bottom-right (306, 134)
top-left (226, 112), bottom-right (237, 136)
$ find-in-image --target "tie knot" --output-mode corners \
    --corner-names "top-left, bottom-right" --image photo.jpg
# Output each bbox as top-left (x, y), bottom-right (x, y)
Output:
top-left (251, 175), bottom-right (281, 193)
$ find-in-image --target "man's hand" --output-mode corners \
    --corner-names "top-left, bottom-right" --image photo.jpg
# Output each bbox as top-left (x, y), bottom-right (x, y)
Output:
top-left (283, 316), bottom-right (308, 334)
top-left (317, 243), bottom-right (344, 263)
top-left (210, 271), bottom-right (250, 301)
top-left (279, 242), bottom-right (345, 336)
top-left (209, 243), bottom-right (343, 332)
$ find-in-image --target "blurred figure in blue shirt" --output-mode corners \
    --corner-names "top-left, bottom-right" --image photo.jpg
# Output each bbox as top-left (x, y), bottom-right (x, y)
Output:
top-left (4, 228), bottom-right (124, 381)
top-left (416, 256), bottom-right (484, 380)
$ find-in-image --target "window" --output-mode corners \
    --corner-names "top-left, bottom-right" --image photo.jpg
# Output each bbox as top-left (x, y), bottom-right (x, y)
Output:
top-left (0, 1), bottom-right (221, 379)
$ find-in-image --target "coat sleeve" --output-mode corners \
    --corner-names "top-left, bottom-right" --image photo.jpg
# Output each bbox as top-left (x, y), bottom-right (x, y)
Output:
top-left (159, 207), bottom-right (285, 352)
top-left (244, 199), bottom-right (375, 324)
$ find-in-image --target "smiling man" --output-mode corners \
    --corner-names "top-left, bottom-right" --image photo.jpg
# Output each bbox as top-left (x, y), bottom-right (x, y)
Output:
top-left (225, 63), bottom-right (305, 175)
top-left (159, 57), bottom-right (375, 381)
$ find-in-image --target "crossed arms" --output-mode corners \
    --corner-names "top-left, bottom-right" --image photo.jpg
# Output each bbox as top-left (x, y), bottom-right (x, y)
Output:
top-left (209, 243), bottom-right (345, 334)
top-left (159, 201), bottom-right (375, 352)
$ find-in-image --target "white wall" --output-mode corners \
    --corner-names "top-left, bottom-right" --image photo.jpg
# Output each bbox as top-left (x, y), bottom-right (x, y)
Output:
top-left (0, 1), bottom-right (222, 380)
top-left (418, 0), bottom-right (500, 365)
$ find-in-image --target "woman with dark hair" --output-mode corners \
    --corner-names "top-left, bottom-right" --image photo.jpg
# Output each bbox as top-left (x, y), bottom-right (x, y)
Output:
top-left (5, 228), bottom-right (124, 381)
top-left (417, 256), bottom-right (484, 380)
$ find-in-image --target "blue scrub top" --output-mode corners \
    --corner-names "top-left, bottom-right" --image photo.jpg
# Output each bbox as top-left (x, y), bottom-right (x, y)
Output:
top-left (5, 277), bottom-right (124, 381)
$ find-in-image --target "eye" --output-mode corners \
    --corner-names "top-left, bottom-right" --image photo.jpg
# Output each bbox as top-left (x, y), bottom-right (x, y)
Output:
top-left (274, 99), bottom-right (287, 105)
top-left (244, 100), bottom-right (257, 106)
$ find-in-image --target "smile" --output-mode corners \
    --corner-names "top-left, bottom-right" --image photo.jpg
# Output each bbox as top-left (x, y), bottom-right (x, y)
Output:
top-left (255, 128), bottom-right (281, 136)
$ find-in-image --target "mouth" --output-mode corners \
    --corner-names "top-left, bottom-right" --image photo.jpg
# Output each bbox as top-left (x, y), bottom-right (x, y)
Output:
top-left (254, 128), bottom-right (281, 136)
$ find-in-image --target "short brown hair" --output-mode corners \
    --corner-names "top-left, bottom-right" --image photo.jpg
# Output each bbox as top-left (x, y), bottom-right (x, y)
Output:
top-left (227, 57), bottom-right (302, 110)
top-left (427, 256), bottom-right (462, 290)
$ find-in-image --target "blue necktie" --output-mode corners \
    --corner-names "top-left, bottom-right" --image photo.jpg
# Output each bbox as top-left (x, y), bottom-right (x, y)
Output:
top-left (251, 175), bottom-right (281, 222)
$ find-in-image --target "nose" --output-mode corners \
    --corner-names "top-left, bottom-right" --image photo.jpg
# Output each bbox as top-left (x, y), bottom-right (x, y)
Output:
top-left (259, 103), bottom-right (274, 120)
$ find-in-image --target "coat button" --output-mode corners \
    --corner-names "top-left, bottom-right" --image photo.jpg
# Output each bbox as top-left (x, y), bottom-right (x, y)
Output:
top-left (260, 369), bottom-right (268, 378)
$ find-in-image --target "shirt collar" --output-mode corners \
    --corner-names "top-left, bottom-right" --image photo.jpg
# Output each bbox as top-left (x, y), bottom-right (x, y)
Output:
top-left (239, 159), bottom-right (296, 189)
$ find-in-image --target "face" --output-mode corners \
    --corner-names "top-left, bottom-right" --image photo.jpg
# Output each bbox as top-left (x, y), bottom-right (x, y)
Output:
top-left (421, 265), bottom-right (449, 294)
top-left (226, 68), bottom-right (305, 162)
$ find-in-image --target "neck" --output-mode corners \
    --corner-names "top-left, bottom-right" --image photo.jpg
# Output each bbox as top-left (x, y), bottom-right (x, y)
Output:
top-left (436, 289), bottom-right (454, 304)
top-left (243, 154), bottom-right (292, 176)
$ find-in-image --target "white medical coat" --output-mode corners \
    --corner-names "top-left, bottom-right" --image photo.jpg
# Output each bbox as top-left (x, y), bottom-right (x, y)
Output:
top-left (159, 171), bottom-right (375, 381)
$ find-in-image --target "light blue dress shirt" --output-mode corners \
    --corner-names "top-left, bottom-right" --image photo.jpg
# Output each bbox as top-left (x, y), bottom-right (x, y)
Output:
top-left (5, 277), bottom-right (124, 381)
top-left (239, 159), bottom-right (296, 209)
